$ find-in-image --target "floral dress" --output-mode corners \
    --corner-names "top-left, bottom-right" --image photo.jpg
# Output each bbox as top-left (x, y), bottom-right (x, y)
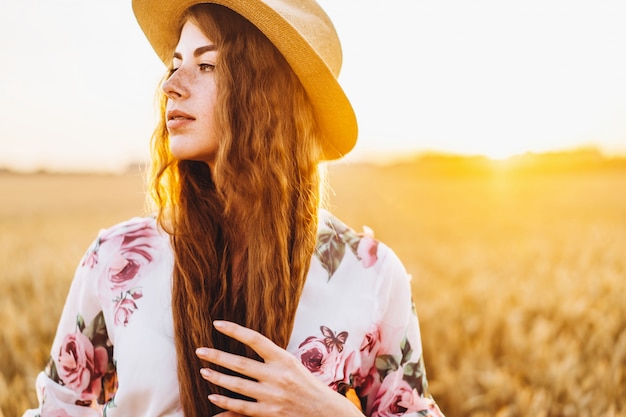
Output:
top-left (24, 210), bottom-right (444, 417)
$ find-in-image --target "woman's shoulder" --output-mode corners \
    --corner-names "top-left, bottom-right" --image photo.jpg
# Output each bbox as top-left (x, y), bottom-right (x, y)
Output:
top-left (97, 215), bottom-right (159, 237)
top-left (316, 209), bottom-right (406, 279)
top-left (79, 216), bottom-right (168, 268)
top-left (96, 215), bottom-right (168, 249)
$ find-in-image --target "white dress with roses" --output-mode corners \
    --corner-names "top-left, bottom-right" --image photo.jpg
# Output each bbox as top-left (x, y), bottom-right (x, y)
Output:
top-left (24, 210), bottom-right (444, 417)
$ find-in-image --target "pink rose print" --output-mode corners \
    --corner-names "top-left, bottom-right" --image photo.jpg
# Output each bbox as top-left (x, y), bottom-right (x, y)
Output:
top-left (357, 226), bottom-right (378, 268)
top-left (398, 387), bottom-right (445, 417)
top-left (295, 326), bottom-right (350, 386)
top-left (296, 336), bottom-right (343, 385)
top-left (353, 325), bottom-right (383, 396)
top-left (113, 288), bottom-right (143, 326)
top-left (82, 219), bottom-right (157, 272)
top-left (83, 219), bottom-right (157, 291)
top-left (57, 332), bottom-right (108, 401)
top-left (371, 369), bottom-right (441, 417)
top-left (330, 349), bottom-right (358, 391)
top-left (360, 326), bottom-right (382, 359)
top-left (106, 222), bottom-right (158, 291)
top-left (353, 365), bottom-right (380, 400)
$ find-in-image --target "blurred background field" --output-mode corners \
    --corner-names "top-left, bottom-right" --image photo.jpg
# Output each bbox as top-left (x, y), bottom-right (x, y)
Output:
top-left (1, 151), bottom-right (625, 417)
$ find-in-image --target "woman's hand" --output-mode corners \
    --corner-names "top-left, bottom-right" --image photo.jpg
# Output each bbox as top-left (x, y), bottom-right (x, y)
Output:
top-left (196, 320), bottom-right (363, 417)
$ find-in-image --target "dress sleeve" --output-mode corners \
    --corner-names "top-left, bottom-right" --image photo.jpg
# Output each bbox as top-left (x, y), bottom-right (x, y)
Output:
top-left (359, 247), bottom-right (445, 417)
top-left (23, 232), bottom-right (117, 417)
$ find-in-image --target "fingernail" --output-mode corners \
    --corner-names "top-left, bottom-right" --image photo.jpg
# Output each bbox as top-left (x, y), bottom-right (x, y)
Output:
top-left (200, 368), bottom-right (212, 378)
top-left (213, 320), bottom-right (225, 329)
top-left (196, 347), bottom-right (210, 356)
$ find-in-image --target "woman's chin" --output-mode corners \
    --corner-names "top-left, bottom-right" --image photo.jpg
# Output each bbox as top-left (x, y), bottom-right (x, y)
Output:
top-left (169, 149), bottom-right (214, 168)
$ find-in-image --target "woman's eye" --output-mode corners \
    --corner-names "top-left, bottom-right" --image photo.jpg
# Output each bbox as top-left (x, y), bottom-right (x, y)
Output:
top-left (199, 63), bottom-right (215, 72)
top-left (168, 67), bottom-right (179, 77)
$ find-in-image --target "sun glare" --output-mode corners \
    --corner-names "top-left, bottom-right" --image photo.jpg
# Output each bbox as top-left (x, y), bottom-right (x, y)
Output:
top-left (481, 146), bottom-right (522, 161)
top-left (447, 140), bottom-right (542, 162)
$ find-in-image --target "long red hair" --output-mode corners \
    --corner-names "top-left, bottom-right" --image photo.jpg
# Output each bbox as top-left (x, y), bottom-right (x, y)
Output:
top-left (148, 4), bottom-right (324, 416)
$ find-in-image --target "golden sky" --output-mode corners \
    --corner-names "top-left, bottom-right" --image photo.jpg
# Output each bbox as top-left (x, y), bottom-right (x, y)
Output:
top-left (1, 0), bottom-right (626, 172)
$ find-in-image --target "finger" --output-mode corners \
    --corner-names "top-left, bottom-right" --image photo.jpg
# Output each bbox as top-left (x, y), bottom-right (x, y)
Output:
top-left (196, 347), bottom-right (264, 380)
top-left (213, 411), bottom-right (246, 417)
top-left (200, 367), bottom-right (263, 400)
top-left (212, 320), bottom-right (281, 360)
top-left (209, 393), bottom-right (262, 417)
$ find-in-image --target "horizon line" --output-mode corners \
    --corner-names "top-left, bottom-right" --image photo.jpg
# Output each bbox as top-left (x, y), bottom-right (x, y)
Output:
top-left (2, 146), bottom-right (626, 175)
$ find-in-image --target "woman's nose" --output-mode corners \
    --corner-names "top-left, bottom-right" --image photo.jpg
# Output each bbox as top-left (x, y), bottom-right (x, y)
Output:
top-left (162, 69), bottom-right (189, 99)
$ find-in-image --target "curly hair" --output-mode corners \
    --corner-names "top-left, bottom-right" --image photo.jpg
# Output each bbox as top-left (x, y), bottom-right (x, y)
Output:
top-left (148, 4), bottom-right (325, 416)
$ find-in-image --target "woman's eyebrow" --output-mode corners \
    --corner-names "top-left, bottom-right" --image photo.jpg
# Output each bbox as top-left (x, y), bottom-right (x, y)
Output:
top-left (194, 45), bottom-right (217, 57)
top-left (172, 45), bottom-right (218, 60)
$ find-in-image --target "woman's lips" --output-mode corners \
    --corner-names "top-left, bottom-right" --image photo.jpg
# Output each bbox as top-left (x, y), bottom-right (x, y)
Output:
top-left (166, 110), bottom-right (195, 130)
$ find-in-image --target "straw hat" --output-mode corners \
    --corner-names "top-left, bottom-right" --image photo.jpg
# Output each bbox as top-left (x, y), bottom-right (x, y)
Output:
top-left (132, 0), bottom-right (358, 160)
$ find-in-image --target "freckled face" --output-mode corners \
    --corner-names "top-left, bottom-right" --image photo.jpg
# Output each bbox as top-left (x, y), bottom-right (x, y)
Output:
top-left (161, 21), bottom-right (219, 166)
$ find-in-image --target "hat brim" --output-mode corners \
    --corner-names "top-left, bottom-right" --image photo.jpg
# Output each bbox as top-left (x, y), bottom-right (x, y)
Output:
top-left (132, 0), bottom-right (357, 161)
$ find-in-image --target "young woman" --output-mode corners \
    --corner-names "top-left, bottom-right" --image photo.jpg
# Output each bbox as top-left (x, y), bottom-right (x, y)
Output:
top-left (24, 1), bottom-right (444, 416)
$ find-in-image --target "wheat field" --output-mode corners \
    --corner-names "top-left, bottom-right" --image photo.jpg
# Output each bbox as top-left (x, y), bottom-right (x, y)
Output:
top-left (1, 154), bottom-right (625, 417)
